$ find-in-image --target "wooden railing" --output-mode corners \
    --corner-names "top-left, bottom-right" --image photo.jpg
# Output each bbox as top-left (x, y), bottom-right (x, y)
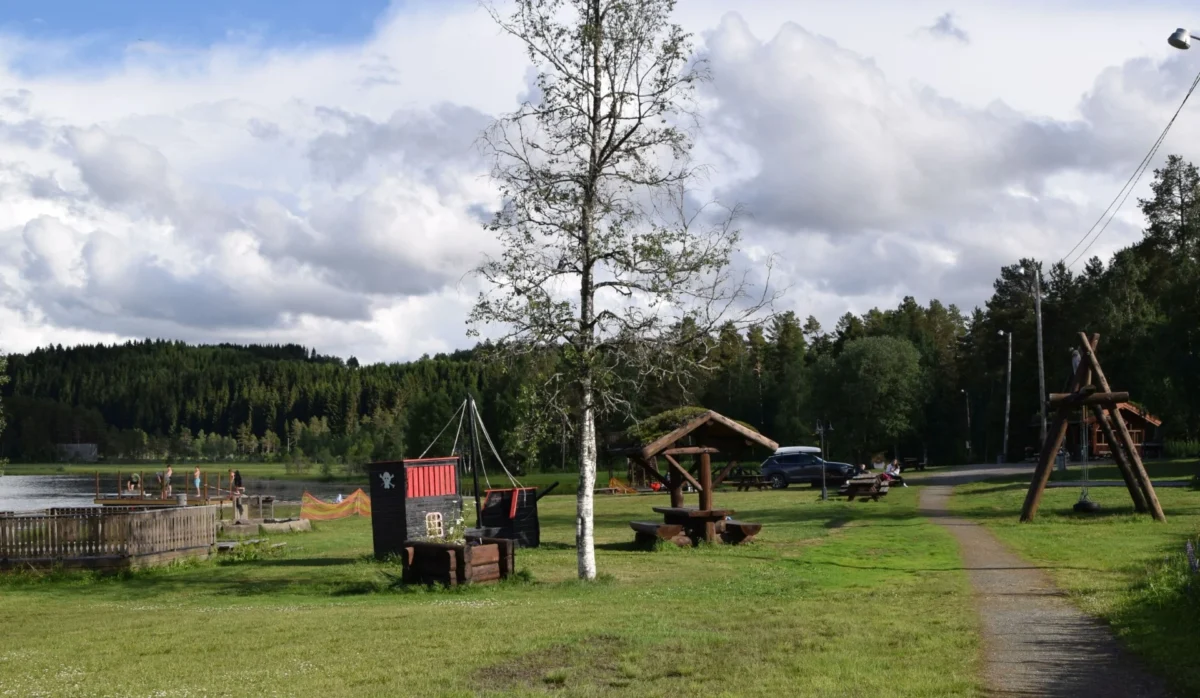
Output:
top-left (0, 506), bottom-right (217, 564)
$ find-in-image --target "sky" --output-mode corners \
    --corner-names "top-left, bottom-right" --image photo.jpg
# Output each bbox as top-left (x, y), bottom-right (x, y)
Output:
top-left (2, 0), bottom-right (1200, 363)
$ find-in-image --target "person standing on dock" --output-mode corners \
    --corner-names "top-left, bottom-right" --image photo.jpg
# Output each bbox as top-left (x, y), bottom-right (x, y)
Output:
top-left (194, 466), bottom-right (201, 498)
top-left (164, 465), bottom-right (174, 497)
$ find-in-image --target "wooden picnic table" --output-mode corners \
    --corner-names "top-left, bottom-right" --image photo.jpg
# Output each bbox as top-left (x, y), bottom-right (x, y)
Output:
top-left (734, 474), bottom-right (772, 491)
top-left (838, 474), bottom-right (890, 502)
top-left (652, 506), bottom-right (734, 544)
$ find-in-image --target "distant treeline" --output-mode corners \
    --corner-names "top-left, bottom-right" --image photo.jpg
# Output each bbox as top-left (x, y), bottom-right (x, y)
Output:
top-left (2, 156), bottom-right (1199, 470)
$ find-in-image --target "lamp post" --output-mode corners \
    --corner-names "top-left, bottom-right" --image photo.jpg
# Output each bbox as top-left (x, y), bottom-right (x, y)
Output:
top-left (816, 420), bottom-right (833, 501)
top-left (1169, 28), bottom-right (1200, 50)
top-left (999, 329), bottom-right (1012, 464)
top-left (960, 389), bottom-right (972, 463)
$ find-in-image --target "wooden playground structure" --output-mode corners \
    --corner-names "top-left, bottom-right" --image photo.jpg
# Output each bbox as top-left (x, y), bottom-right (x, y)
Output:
top-left (1021, 332), bottom-right (1166, 522)
top-left (616, 410), bottom-right (776, 546)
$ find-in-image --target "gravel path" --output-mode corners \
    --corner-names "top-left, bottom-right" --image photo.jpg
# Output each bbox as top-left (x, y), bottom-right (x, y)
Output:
top-left (918, 466), bottom-right (1172, 697)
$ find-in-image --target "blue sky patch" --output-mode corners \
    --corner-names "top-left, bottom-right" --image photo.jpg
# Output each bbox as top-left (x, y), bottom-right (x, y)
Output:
top-left (1, 0), bottom-right (403, 75)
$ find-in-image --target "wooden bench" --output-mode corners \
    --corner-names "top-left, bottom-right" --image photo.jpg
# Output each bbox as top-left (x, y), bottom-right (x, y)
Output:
top-left (630, 521), bottom-right (691, 547)
top-left (838, 475), bottom-right (890, 502)
top-left (718, 519), bottom-right (762, 544)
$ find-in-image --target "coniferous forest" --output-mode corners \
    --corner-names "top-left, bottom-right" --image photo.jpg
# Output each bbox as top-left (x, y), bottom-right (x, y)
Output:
top-left (2, 157), bottom-right (1199, 471)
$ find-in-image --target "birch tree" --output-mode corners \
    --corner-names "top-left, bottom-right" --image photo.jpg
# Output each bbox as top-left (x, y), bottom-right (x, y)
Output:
top-left (471, 0), bottom-right (773, 579)
top-left (0, 353), bottom-right (6, 468)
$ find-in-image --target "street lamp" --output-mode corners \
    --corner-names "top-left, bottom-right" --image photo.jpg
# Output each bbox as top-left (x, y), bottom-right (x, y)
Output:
top-left (1169, 28), bottom-right (1200, 50)
top-left (960, 389), bottom-right (972, 463)
top-left (998, 330), bottom-right (1012, 464)
top-left (816, 420), bottom-right (833, 501)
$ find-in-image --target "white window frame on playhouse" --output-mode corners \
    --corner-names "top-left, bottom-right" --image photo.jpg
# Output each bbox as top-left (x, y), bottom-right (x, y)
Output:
top-left (425, 511), bottom-right (444, 538)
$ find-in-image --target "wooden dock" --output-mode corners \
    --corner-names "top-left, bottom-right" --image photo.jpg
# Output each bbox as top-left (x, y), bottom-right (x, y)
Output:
top-left (1, 506), bottom-right (218, 571)
top-left (91, 471), bottom-right (274, 519)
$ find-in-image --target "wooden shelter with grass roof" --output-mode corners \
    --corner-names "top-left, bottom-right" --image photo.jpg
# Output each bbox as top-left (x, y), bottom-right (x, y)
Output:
top-left (610, 408), bottom-right (778, 545)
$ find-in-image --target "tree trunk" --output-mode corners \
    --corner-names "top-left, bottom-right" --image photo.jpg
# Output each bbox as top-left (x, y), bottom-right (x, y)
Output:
top-left (576, 377), bottom-right (598, 580)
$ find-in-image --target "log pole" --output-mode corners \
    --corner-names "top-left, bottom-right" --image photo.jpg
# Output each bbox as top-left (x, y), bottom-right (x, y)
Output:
top-left (699, 451), bottom-right (715, 543)
top-left (1078, 332), bottom-right (1165, 521)
top-left (1089, 405), bottom-right (1147, 513)
top-left (1020, 334), bottom-right (1096, 522)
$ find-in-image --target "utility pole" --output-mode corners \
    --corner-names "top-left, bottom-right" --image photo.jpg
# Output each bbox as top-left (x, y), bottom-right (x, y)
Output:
top-left (1032, 265), bottom-right (1048, 447)
top-left (1000, 329), bottom-right (1012, 464)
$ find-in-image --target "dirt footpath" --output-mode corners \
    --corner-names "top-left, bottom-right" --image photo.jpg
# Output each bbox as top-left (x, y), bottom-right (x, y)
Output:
top-left (919, 483), bottom-right (1172, 697)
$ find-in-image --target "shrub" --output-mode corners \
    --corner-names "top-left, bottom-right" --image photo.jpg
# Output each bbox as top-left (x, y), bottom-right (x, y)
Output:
top-left (1164, 439), bottom-right (1200, 459)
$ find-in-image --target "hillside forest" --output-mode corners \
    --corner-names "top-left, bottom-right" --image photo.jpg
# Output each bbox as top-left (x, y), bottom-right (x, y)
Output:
top-left (1, 156), bottom-right (1199, 473)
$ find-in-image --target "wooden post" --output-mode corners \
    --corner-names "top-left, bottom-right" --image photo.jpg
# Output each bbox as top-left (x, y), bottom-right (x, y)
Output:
top-left (699, 452), bottom-right (714, 543)
top-left (1078, 332), bottom-right (1165, 521)
top-left (1089, 405), bottom-right (1147, 513)
top-left (95, 472), bottom-right (100, 499)
top-left (663, 454), bottom-right (704, 493)
top-left (667, 465), bottom-right (684, 508)
top-left (1020, 334), bottom-right (1094, 522)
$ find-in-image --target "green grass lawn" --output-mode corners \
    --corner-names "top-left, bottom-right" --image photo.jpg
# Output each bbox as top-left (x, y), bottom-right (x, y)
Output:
top-left (950, 480), bottom-right (1200, 695)
top-left (0, 488), bottom-right (980, 697)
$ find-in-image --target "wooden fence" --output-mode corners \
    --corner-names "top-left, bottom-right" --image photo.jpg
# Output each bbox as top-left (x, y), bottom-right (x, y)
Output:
top-left (0, 506), bottom-right (217, 570)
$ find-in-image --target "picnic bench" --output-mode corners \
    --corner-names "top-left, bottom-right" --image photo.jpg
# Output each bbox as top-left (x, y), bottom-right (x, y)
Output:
top-left (718, 519), bottom-right (762, 544)
top-left (902, 457), bottom-right (925, 472)
top-left (614, 410), bottom-right (776, 546)
top-left (629, 521), bottom-right (691, 547)
top-left (734, 474), bottom-right (773, 491)
top-left (838, 474), bottom-right (890, 502)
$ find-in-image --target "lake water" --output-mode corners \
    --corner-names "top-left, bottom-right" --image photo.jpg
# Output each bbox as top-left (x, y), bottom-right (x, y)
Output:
top-left (0, 474), bottom-right (355, 512)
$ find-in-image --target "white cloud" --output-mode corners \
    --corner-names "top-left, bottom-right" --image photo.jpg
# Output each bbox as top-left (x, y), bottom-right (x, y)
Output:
top-left (1, 1), bottom-right (1199, 362)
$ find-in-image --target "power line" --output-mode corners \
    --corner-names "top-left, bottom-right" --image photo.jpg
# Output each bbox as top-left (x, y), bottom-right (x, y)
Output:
top-left (1061, 67), bottom-right (1200, 269)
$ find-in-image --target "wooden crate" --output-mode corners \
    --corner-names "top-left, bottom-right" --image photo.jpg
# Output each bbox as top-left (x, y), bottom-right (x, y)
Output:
top-left (401, 538), bottom-right (515, 587)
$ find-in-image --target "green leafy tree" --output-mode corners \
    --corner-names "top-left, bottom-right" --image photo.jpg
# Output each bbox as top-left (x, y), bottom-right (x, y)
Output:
top-left (815, 337), bottom-right (922, 462)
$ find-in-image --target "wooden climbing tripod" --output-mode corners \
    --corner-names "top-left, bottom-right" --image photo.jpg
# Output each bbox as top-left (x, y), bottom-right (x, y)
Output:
top-left (1020, 332), bottom-right (1165, 523)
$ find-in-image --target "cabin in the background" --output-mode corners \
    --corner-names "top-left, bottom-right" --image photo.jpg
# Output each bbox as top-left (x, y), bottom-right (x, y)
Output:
top-left (1088, 402), bottom-right (1162, 459)
top-left (1055, 403), bottom-right (1162, 460)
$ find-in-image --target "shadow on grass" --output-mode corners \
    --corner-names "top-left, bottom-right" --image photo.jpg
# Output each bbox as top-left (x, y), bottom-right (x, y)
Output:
top-left (252, 557), bottom-right (360, 567)
top-left (595, 541), bottom-right (647, 552)
top-left (953, 483), bottom-right (1029, 496)
top-left (777, 556), bottom-right (1103, 575)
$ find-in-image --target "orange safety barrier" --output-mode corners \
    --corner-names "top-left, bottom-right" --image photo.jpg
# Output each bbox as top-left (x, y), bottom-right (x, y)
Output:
top-left (300, 489), bottom-right (372, 520)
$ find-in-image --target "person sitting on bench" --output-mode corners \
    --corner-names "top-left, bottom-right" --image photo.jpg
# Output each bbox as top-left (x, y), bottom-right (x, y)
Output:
top-left (882, 460), bottom-right (908, 487)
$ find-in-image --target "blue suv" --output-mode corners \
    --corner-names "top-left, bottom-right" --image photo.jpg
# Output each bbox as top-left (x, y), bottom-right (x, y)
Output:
top-left (760, 450), bottom-right (857, 489)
